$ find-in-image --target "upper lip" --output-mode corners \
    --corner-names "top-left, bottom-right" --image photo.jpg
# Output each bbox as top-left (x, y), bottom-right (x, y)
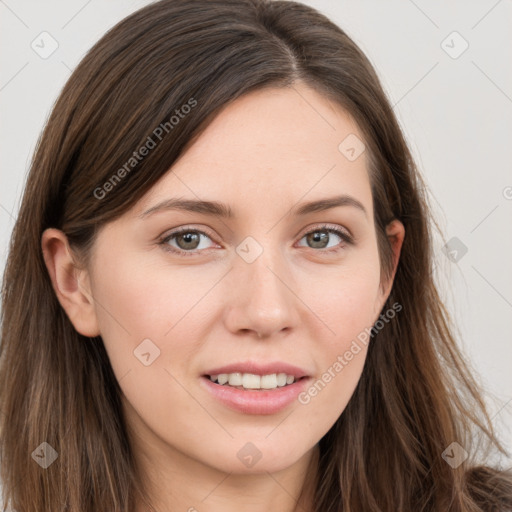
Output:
top-left (203, 361), bottom-right (310, 379)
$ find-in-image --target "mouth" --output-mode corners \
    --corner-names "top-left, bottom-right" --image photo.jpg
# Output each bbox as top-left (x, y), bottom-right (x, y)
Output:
top-left (203, 372), bottom-right (308, 391)
top-left (199, 372), bottom-right (312, 415)
top-left (200, 361), bottom-right (312, 414)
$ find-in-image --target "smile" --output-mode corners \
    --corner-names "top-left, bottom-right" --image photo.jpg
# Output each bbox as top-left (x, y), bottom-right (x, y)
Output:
top-left (207, 372), bottom-right (297, 390)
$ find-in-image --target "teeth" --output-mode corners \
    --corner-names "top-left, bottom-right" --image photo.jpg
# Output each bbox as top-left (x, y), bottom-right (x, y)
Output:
top-left (276, 373), bottom-right (287, 387)
top-left (217, 374), bottom-right (228, 385)
top-left (228, 372), bottom-right (243, 386)
top-left (208, 372), bottom-right (297, 389)
top-left (260, 374), bottom-right (277, 389)
top-left (242, 373), bottom-right (260, 389)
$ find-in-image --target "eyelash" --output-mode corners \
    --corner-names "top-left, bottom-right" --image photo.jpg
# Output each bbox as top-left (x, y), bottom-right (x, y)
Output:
top-left (158, 224), bottom-right (354, 257)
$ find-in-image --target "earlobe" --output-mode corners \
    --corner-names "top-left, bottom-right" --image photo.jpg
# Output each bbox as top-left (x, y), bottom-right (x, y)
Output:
top-left (41, 228), bottom-right (100, 337)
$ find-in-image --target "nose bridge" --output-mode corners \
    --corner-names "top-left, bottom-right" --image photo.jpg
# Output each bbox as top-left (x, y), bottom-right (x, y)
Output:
top-left (226, 232), bottom-right (299, 336)
top-left (241, 235), bottom-right (291, 304)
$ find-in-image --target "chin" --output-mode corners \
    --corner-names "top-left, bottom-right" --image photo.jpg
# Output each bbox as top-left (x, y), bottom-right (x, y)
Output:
top-left (202, 437), bottom-right (311, 475)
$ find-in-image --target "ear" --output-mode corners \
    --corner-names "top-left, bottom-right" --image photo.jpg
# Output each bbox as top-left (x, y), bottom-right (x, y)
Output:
top-left (376, 219), bottom-right (405, 310)
top-left (41, 228), bottom-right (100, 337)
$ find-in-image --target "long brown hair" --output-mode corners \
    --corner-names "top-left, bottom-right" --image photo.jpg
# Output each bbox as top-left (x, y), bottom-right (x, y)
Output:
top-left (1, 0), bottom-right (511, 510)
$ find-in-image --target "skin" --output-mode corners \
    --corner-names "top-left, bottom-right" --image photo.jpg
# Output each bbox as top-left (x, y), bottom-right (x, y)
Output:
top-left (42, 81), bottom-right (404, 512)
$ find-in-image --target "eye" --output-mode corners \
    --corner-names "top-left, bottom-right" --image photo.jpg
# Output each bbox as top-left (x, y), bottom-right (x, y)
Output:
top-left (296, 224), bottom-right (353, 253)
top-left (158, 223), bottom-right (354, 257)
top-left (159, 227), bottom-right (217, 256)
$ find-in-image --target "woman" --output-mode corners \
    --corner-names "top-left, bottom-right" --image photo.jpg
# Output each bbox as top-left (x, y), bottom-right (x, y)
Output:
top-left (0, 0), bottom-right (510, 510)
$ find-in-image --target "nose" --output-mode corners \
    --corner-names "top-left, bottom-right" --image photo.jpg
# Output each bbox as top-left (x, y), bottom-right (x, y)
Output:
top-left (223, 243), bottom-right (301, 340)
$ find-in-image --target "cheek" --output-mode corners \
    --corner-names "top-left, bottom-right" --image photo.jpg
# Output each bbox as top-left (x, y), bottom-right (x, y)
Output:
top-left (89, 255), bottom-right (217, 442)
top-left (299, 253), bottom-right (382, 417)
top-left (89, 248), bottom-right (217, 379)
top-left (312, 253), bottom-right (383, 344)
top-left (94, 234), bottom-right (217, 327)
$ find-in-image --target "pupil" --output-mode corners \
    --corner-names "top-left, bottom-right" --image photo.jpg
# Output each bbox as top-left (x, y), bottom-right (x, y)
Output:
top-left (179, 232), bottom-right (199, 249)
top-left (308, 231), bottom-right (328, 248)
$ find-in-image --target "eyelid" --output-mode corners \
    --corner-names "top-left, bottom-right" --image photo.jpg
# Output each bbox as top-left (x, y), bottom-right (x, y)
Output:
top-left (297, 222), bottom-right (353, 242)
top-left (162, 224), bottom-right (217, 240)
top-left (158, 222), bottom-right (354, 256)
top-left (158, 225), bottom-right (219, 250)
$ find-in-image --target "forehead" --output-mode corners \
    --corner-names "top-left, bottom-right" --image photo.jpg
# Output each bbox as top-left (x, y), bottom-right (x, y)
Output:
top-left (136, 83), bottom-right (371, 217)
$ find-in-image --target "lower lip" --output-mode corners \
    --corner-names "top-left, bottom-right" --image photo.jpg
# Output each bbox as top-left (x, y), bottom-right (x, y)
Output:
top-left (200, 376), bottom-right (311, 415)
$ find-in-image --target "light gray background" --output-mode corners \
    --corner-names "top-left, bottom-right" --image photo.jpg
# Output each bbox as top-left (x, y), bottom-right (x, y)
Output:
top-left (1, 0), bottom-right (511, 464)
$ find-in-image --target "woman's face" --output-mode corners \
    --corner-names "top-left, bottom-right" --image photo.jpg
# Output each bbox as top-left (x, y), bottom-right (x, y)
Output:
top-left (53, 82), bottom-right (403, 476)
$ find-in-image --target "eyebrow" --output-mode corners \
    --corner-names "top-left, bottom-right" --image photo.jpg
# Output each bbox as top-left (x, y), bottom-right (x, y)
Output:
top-left (139, 194), bottom-right (367, 219)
